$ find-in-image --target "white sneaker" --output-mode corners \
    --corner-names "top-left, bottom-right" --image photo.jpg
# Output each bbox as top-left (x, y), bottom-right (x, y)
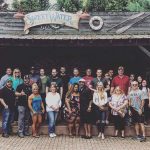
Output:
top-left (101, 134), bottom-right (105, 140)
top-left (52, 133), bottom-right (57, 137)
top-left (98, 132), bottom-right (101, 138)
top-left (49, 133), bottom-right (54, 138)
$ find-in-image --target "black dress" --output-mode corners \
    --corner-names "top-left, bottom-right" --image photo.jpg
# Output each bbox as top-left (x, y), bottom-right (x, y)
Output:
top-left (80, 86), bottom-right (93, 124)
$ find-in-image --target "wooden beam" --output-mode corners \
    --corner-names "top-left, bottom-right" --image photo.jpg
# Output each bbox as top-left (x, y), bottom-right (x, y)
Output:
top-left (138, 45), bottom-right (150, 58)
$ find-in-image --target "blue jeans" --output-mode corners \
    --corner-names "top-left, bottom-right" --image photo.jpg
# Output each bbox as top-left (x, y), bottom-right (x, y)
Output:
top-left (2, 108), bottom-right (14, 134)
top-left (18, 106), bottom-right (30, 133)
top-left (47, 111), bottom-right (58, 134)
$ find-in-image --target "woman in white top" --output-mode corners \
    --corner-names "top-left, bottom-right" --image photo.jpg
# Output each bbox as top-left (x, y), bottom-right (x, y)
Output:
top-left (46, 84), bottom-right (62, 138)
top-left (93, 82), bottom-right (108, 140)
top-left (109, 86), bottom-right (128, 138)
top-left (140, 80), bottom-right (150, 125)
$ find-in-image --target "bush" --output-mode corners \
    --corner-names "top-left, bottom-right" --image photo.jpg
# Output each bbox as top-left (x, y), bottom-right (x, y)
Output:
top-left (126, 0), bottom-right (150, 11)
top-left (57, 0), bottom-right (82, 12)
top-left (12, 0), bottom-right (41, 12)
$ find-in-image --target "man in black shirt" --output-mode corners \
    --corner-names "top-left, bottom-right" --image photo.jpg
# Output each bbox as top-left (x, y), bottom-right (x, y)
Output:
top-left (91, 68), bottom-right (107, 89)
top-left (16, 75), bottom-right (32, 138)
top-left (79, 79), bottom-right (93, 139)
top-left (59, 66), bottom-right (70, 121)
top-left (59, 66), bottom-right (69, 105)
top-left (46, 68), bottom-right (63, 99)
top-left (0, 79), bottom-right (15, 138)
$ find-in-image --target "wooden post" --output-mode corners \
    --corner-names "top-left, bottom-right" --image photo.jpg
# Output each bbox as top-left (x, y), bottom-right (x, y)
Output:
top-left (138, 45), bottom-right (150, 58)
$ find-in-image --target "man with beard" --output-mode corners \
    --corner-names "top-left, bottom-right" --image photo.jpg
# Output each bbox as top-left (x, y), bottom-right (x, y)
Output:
top-left (46, 68), bottom-right (63, 99)
top-left (79, 78), bottom-right (93, 139)
top-left (0, 78), bottom-right (15, 138)
top-left (15, 75), bottom-right (32, 138)
top-left (91, 68), bottom-right (107, 89)
top-left (29, 66), bottom-right (40, 86)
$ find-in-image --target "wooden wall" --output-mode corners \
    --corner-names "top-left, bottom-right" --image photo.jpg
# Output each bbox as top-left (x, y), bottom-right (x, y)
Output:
top-left (0, 12), bottom-right (150, 35)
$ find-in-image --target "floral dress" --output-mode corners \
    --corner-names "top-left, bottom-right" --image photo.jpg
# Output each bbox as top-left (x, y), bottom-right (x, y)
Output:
top-left (64, 93), bottom-right (80, 120)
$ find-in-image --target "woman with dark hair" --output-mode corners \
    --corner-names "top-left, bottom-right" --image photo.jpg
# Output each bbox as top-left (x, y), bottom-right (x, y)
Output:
top-left (140, 80), bottom-right (150, 125)
top-left (93, 82), bottom-right (108, 140)
top-left (65, 83), bottom-right (80, 137)
top-left (137, 76), bottom-right (143, 89)
top-left (28, 85), bottom-right (45, 138)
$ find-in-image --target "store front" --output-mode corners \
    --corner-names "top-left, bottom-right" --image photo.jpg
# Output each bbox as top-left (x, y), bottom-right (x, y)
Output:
top-left (0, 11), bottom-right (150, 77)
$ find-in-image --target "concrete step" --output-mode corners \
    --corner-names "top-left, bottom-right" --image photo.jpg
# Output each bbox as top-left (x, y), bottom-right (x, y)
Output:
top-left (6, 125), bottom-right (150, 137)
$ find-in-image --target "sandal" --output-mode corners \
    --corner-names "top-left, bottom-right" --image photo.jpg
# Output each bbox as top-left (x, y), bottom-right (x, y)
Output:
top-left (69, 134), bottom-right (74, 138)
top-left (32, 134), bottom-right (40, 138)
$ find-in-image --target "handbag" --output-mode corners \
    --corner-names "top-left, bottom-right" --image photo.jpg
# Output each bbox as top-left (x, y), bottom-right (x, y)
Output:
top-left (117, 108), bottom-right (125, 118)
top-left (99, 104), bottom-right (109, 111)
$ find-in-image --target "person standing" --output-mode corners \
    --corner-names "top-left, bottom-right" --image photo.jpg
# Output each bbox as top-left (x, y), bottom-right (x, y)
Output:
top-left (10, 68), bottom-right (23, 123)
top-left (109, 86), bottom-right (128, 138)
top-left (128, 81), bottom-right (146, 142)
top-left (0, 67), bottom-right (12, 89)
top-left (111, 66), bottom-right (130, 96)
top-left (129, 74), bottom-right (135, 85)
top-left (0, 79), bottom-right (15, 138)
top-left (108, 69), bottom-right (114, 82)
top-left (79, 78), bottom-right (93, 139)
top-left (68, 68), bottom-right (82, 90)
top-left (65, 83), bottom-right (80, 137)
top-left (59, 66), bottom-right (70, 120)
top-left (39, 68), bottom-right (49, 120)
top-left (140, 80), bottom-right (150, 125)
top-left (46, 84), bottom-right (62, 138)
top-left (93, 82), bottom-right (108, 140)
top-left (15, 75), bottom-right (32, 138)
top-left (91, 68), bottom-right (107, 90)
top-left (10, 68), bottom-right (23, 91)
top-left (137, 76), bottom-right (143, 89)
top-left (28, 85), bottom-right (45, 138)
top-left (83, 68), bottom-right (94, 89)
top-left (46, 68), bottom-right (63, 99)
top-left (29, 66), bottom-right (41, 86)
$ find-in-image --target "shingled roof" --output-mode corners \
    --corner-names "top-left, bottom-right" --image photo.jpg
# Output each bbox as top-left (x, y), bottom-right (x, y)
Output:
top-left (0, 11), bottom-right (150, 46)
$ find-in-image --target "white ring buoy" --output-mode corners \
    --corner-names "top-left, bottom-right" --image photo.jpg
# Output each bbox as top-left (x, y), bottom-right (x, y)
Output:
top-left (89, 16), bottom-right (103, 31)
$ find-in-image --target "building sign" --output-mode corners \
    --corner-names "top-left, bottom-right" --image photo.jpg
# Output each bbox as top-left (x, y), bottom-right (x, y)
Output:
top-left (24, 11), bottom-right (80, 34)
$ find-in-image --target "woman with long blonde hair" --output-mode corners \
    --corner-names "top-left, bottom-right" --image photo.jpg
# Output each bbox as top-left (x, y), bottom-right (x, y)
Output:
top-left (10, 68), bottom-right (23, 91)
top-left (93, 82), bottom-right (108, 140)
top-left (109, 86), bottom-right (128, 138)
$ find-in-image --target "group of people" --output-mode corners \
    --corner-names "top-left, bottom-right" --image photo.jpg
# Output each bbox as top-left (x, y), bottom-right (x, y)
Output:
top-left (0, 66), bottom-right (150, 142)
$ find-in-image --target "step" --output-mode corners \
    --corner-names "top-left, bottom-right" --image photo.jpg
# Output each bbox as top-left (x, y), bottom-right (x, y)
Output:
top-left (0, 125), bottom-right (149, 137)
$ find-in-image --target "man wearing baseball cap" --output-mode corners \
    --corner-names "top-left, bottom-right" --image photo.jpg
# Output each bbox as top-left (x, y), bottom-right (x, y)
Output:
top-left (15, 75), bottom-right (32, 138)
top-left (79, 78), bottom-right (93, 139)
top-left (0, 78), bottom-right (15, 138)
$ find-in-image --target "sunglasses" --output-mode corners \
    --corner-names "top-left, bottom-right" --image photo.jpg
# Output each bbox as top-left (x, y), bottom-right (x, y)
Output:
top-left (15, 72), bottom-right (20, 73)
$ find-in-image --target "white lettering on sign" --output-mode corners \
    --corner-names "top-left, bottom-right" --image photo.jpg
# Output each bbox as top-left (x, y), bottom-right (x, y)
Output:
top-left (24, 11), bottom-right (80, 34)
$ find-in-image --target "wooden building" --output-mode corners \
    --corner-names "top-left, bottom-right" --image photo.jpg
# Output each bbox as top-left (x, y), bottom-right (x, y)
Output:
top-left (0, 11), bottom-right (150, 77)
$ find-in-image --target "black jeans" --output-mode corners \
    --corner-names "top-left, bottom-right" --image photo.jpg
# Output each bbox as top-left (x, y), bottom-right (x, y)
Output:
top-left (144, 99), bottom-right (150, 122)
top-left (95, 109), bottom-right (106, 133)
top-left (113, 115), bottom-right (125, 131)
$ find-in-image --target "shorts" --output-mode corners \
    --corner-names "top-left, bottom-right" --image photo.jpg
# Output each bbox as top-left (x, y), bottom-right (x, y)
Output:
top-left (30, 111), bottom-right (43, 116)
top-left (131, 107), bottom-right (144, 124)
